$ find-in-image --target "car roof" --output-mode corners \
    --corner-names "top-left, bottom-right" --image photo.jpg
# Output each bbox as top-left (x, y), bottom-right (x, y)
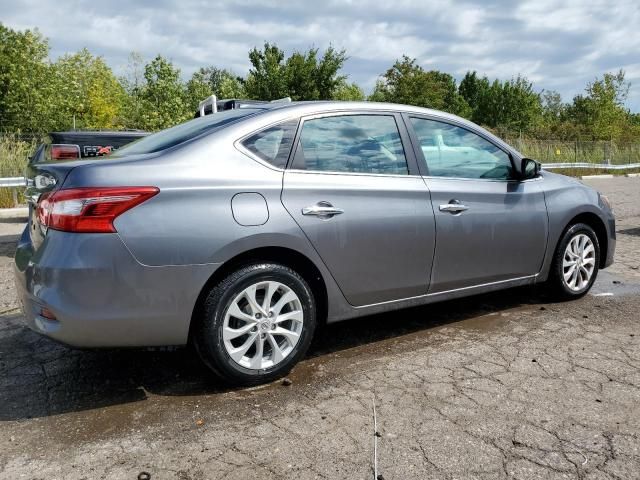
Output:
top-left (220, 101), bottom-right (520, 158)
top-left (252, 100), bottom-right (492, 135)
top-left (265, 100), bottom-right (460, 119)
top-left (201, 100), bottom-right (469, 122)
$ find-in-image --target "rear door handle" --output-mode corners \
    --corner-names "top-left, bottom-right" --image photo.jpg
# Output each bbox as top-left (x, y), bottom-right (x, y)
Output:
top-left (302, 201), bottom-right (344, 218)
top-left (439, 202), bottom-right (469, 213)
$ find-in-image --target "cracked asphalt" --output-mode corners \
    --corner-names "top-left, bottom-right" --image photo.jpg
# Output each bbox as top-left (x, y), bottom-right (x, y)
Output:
top-left (1, 177), bottom-right (639, 480)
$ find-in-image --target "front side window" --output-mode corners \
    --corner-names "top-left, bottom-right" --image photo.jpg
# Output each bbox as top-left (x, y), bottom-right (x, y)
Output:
top-left (292, 115), bottom-right (408, 175)
top-left (410, 117), bottom-right (513, 180)
top-left (241, 119), bottom-right (299, 168)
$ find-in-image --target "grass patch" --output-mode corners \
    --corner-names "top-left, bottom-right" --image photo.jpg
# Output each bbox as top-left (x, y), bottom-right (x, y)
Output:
top-left (0, 188), bottom-right (20, 208)
top-left (0, 135), bottom-right (38, 208)
top-left (0, 134), bottom-right (37, 177)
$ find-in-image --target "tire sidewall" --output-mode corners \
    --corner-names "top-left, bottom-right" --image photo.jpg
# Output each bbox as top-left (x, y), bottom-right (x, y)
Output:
top-left (553, 223), bottom-right (600, 297)
top-left (196, 264), bottom-right (316, 385)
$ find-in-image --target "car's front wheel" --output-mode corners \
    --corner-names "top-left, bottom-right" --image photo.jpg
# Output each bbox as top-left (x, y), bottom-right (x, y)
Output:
top-left (194, 263), bottom-right (316, 385)
top-left (547, 223), bottom-right (600, 299)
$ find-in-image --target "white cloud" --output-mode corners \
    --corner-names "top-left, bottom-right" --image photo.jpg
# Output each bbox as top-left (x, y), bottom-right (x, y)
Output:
top-left (2, 0), bottom-right (639, 109)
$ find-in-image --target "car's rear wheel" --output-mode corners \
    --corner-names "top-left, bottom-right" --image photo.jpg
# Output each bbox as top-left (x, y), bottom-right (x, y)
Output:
top-left (194, 263), bottom-right (316, 385)
top-left (547, 223), bottom-right (600, 299)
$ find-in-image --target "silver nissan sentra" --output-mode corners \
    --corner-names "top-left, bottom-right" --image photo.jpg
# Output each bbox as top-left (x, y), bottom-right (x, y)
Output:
top-left (13, 101), bottom-right (615, 385)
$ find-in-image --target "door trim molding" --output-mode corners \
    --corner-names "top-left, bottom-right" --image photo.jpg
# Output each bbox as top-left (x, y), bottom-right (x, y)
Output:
top-left (352, 274), bottom-right (539, 310)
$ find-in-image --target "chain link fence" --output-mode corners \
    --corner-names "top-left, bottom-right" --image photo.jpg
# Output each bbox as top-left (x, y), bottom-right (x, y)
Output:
top-left (505, 138), bottom-right (640, 165)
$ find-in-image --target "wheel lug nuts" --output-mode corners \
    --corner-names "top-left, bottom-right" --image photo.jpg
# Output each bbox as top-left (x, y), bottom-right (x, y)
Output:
top-left (261, 333), bottom-right (266, 339)
top-left (271, 324), bottom-right (276, 330)
top-left (255, 313), bottom-right (261, 319)
top-left (268, 311), bottom-right (273, 318)
top-left (251, 327), bottom-right (258, 333)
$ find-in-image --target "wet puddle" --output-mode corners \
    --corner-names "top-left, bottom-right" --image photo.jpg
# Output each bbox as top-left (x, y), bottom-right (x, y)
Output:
top-left (589, 270), bottom-right (640, 297)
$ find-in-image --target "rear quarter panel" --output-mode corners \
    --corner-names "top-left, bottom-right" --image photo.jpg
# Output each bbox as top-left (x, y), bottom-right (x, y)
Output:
top-left (60, 126), bottom-right (354, 322)
top-left (61, 131), bottom-right (299, 267)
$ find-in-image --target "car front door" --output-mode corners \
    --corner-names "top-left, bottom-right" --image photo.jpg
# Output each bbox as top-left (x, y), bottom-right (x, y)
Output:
top-left (281, 112), bottom-right (436, 306)
top-left (406, 115), bottom-right (548, 293)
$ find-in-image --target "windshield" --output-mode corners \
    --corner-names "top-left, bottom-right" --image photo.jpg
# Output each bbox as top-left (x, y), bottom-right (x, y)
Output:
top-left (113, 108), bottom-right (264, 156)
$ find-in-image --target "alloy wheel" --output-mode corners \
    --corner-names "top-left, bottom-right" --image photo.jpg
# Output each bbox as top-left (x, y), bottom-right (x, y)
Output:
top-left (222, 281), bottom-right (304, 370)
top-left (562, 233), bottom-right (596, 291)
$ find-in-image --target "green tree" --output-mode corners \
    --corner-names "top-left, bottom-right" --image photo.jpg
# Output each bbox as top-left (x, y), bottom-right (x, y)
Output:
top-left (568, 70), bottom-right (630, 140)
top-left (285, 49), bottom-right (321, 100)
top-left (371, 56), bottom-right (470, 117)
top-left (185, 67), bottom-right (245, 111)
top-left (459, 71), bottom-right (489, 114)
top-left (120, 52), bottom-right (146, 129)
top-left (541, 90), bottom-right (565, 122)
top-left (217, 72), bottom-right (245, 98)
top-left (333, 81), bottom-right (365, 101)
top-left (310, 46), bottom-right (347, 99)
top-left (244, 43), bottom-right (288, 100)
top-left (245, 43), bottom-right (348, 101)
top-left (458, 71), bottom-right (542, 133)
top-left (185, 69), bottom-right (213, 112)
top-left (498, 76), bottom-right (543, 132)
top-left (139, 55), bottom-right (189, 130)
top-left (49, 49), bottom-right (125, 130)
top-left (0, 24), bottom-right (52, 132)
top-left (537, 90), bottom-right (578, 138)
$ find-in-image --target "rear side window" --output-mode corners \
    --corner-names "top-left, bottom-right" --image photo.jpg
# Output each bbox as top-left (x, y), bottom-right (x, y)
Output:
top-left (291, 115), bottom-right (408, 175)
top-left (241, 119), bottom-right (299, 168)
top-left (113, 108), bottom-right (262, 156)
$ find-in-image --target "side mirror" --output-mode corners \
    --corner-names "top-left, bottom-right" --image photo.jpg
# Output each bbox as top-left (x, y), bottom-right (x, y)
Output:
top-left (520, 157), bottom-right (540, 180)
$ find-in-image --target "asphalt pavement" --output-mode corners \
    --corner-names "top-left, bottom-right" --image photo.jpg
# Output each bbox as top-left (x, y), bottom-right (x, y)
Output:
top-left (0, 177), bottom-right (638, 480)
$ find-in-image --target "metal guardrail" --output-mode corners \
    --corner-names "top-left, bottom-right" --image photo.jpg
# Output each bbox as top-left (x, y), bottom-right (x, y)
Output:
top-left (0, 177), bottom-right (25, 208)
top-left (0, 176), bottom-right (26, 188)
top-left (542, 162), bottom-right (640, 170)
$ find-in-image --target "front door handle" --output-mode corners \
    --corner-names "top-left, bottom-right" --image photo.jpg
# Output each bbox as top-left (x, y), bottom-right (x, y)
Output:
top-left (302, 201), bottom-right (344, 218)
top-left (439, 201), bottom-right (469, 213)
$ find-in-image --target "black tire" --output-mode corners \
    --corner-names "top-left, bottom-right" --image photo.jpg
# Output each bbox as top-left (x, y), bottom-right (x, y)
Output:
top-left (193, 263), bottom-right (316, 386)
top-left (546, 223), bottom-right (600, 300)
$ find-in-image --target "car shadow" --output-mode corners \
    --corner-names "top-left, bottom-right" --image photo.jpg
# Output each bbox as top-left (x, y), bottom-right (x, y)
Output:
top-left (0, 216), bottom-right (27, 224)
top-left (618, 226), bottom-right (640, 237)
top-left (0, 235), bottom-right (20, 258)
top-left (0, 285), bottom-right (551, 421)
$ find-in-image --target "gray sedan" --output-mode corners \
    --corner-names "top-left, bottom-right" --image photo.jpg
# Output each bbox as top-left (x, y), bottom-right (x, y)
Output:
top-left (13, 101), bottom-right (616, 385)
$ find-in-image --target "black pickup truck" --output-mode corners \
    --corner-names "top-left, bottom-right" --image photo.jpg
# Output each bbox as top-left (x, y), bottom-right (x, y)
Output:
top-left (23, 130), bottom-right (148, 211)
top-left (29, 130), bottom-right (148, 163)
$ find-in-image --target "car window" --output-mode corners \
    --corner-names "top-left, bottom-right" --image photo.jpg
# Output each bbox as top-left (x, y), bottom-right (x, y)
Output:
top-left (410, 117), bottom-right (514, 180)
top-left (113, 108), bottom-right (263, 156)
top-left (292, 115), bottom-right (408, 175)
top-left (241, 119), bottom-right (298, 168)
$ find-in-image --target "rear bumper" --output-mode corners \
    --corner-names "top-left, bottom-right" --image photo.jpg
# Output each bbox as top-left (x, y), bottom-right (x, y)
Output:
top-left (12, 227), bottom-right (218, 348)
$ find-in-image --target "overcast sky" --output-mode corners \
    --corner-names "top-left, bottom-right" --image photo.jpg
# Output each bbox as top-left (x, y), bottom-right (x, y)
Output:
top-left (2, 0), bottom-right (640, 110)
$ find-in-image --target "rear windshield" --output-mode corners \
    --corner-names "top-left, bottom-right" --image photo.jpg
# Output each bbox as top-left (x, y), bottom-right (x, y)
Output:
top-left (113, 108), bottom-right (263, 156)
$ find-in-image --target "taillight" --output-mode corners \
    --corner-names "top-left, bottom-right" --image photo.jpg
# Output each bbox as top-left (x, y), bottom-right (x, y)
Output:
top-left (37, 187), bottom-right (159, 233)
top-left (50, 144), bottom-right (81, 160)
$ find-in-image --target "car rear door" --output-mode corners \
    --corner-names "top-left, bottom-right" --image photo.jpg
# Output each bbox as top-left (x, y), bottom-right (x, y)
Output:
top-left (281, 112), bottom-right (436, 307)
top-left (406, 115), bottom-right (548, 293)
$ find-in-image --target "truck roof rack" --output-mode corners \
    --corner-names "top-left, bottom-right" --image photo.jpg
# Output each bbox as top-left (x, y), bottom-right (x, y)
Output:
top-left (195, 95), bottom-right (291, 118)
